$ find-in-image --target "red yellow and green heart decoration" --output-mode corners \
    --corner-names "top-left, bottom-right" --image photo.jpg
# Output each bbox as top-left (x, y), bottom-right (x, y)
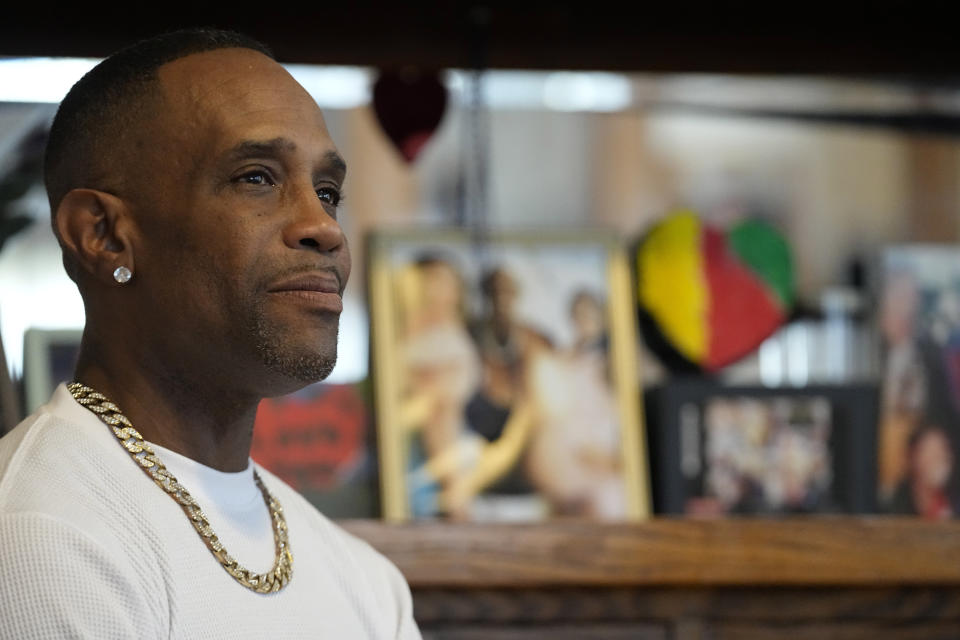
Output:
top-left (635, 210), bottom-right (794, 372)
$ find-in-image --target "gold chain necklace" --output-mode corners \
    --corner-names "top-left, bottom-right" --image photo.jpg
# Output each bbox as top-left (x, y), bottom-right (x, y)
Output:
top-left (68, 382), bottom-right (293, 593)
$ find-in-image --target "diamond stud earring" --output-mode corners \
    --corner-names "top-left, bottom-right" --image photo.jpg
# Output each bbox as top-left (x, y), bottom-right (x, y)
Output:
top-left (113, 266), bottom-right (132, 284)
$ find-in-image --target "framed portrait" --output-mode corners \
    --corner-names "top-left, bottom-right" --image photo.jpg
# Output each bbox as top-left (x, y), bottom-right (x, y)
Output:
top-left (877, 245), bottom-right (960, 518)
top-left (646, 380), bottom-right (878, 516)
top-left (368, 229), bottom-right (649, 522)
top-left (22, 328), bottom-right (83, 414)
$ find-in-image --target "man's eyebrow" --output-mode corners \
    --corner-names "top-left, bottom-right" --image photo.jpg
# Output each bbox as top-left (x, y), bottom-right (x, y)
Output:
top-left (323, 150), bottom-right (347, 178)
top-left (224, 139), bottom-right (346, 178)
top-left (225, 137), bottom-right (298, 161)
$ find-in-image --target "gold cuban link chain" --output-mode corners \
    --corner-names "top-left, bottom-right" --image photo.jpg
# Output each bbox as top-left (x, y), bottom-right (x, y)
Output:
top-left (68, 382), bottom-right (293, 593)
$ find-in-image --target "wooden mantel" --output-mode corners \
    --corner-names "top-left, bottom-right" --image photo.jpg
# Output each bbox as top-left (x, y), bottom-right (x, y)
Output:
top-left (343, 519), bottom-right (960, 637)
top-left (342, 518), bottom-right (960, 587)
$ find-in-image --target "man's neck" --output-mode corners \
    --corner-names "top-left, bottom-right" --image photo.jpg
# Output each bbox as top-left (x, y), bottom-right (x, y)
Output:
top-left (73, 345), bottom-right (260, 473)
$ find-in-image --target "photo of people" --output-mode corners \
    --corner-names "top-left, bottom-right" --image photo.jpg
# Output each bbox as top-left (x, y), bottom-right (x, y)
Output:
top-left (682, 396), bottom-right (834, 516)
top-left (369, 232), bottom-right (646, 522)
top-left (878, 247), bottom-right (960, 519)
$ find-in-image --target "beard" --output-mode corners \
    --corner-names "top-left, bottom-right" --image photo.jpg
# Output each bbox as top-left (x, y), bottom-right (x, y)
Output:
top-left (247, 298), bottom-right (340, 385)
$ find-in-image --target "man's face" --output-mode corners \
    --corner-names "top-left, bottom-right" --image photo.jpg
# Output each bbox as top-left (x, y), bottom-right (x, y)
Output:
top-left (121, 48), bottom-right (350, 396)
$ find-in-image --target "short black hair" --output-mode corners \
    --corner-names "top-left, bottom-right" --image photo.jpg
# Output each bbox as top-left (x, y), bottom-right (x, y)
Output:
top-left (43, 28), bottom-right (273, 213)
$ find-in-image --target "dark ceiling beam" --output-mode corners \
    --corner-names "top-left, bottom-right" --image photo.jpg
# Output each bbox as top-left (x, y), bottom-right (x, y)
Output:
top-left (2, 2), bottom-right (959, 75)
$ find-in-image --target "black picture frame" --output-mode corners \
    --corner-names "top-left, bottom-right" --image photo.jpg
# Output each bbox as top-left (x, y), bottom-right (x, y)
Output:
top-left (645, 379), bottom-right (879, 516)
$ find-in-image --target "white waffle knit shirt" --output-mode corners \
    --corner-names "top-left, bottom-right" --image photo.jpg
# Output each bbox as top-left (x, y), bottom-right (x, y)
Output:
top-left (0, 384), bottom-right (421, 639)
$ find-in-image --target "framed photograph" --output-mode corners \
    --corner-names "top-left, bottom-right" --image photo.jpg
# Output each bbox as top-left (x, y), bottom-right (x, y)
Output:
top-left (368, 229), bottom-right (649, 522)
top-left (877, 246), bottom-right (960, 518)
top-left (251, 381), bottom-right (380, 519)
top-left (646, 380), bottom-right (878, 516)
top-left (23, 328), bottom-right (83, 414)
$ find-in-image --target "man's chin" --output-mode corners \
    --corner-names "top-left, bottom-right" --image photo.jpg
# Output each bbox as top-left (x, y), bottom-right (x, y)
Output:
top-left (249, 309), bottom-right (340, 392)
top-left (253, 344), bottom-right (338, 394)
top-left (278, 352), bottom-right (335, 381)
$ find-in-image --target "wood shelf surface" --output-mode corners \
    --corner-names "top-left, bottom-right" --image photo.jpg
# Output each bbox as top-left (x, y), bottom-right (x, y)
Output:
top-left (340, 517), bottom-right (960, 588)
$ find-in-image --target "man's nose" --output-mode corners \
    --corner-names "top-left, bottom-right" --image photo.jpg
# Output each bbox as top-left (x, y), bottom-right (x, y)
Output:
top-left (282, 186), bottom-right (345, 252)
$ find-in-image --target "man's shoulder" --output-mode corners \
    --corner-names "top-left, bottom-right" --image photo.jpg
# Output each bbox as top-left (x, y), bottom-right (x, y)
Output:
top-left (254, 465), bottom-right (410, 585)
top-left (0, 409), bottom-right (44, 484)
top-left (254, 465), bottom-right (419, 637)
top-left (0, 408), bottom-right (82, 507)
top-left (252, 465), bottom-right (371, 551)
top-left (0, 404), bottom-right (171, 636)
top-left (0, 399), bottom-right (140, 530)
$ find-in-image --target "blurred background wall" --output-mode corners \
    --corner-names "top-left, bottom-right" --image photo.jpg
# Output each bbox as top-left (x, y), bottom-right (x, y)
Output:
top-left (3, 70), bottom-right (954, 381)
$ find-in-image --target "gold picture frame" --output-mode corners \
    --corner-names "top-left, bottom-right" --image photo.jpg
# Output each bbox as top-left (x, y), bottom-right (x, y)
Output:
top-left (368, 229), bottom-right (649, 522)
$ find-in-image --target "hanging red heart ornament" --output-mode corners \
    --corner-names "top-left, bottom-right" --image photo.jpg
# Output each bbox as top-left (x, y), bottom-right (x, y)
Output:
top-left (372, 68), bottom-right (448, 163)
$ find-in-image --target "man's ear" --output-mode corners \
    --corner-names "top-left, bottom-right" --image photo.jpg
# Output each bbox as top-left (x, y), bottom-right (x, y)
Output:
top-left (54, 189), bottom-right (136, 284)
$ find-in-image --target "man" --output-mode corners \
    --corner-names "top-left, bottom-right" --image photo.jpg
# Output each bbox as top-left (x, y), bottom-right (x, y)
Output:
top-left (0, 29), bottom-right (421, 639)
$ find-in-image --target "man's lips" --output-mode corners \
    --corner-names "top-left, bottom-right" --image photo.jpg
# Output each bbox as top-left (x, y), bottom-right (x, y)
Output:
top-left (267, 272), bottom-right (343, 312)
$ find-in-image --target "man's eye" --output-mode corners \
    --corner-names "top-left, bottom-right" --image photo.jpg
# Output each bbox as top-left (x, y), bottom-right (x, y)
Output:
top-left (237, 171), bottom-right (275, 186)
top-left (317, 186), bottom-right (342, 206)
